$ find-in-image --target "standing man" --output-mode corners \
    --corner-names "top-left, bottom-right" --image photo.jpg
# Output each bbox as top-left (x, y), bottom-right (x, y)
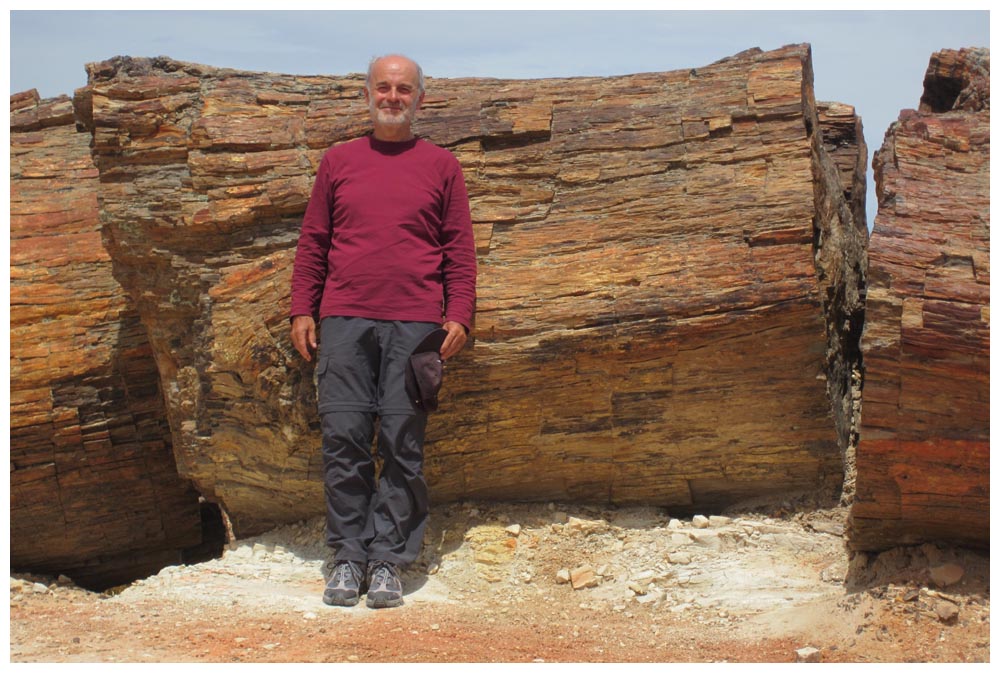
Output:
top-left (290, 54), bottom-right (476, 609)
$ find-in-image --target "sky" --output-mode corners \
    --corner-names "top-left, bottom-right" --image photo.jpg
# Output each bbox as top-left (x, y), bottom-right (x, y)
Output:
top-left (7, 8), bottom-right (992, 229)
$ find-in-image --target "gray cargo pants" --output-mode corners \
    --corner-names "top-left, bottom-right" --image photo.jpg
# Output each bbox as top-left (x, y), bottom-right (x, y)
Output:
top-left (317, 316), bottom-right (439, 568)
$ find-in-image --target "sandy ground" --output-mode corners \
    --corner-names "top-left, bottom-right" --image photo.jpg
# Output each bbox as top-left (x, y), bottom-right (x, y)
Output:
top-left (9, 500), bottom-right (990, 663)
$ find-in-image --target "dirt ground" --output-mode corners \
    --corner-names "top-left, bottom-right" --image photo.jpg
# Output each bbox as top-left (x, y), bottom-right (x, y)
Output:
top-left (9, 499), bottom-right (990, 663)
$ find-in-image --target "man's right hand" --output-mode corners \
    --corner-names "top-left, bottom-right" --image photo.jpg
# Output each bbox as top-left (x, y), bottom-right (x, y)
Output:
top-left (290, 315), bottom-right (318, 361)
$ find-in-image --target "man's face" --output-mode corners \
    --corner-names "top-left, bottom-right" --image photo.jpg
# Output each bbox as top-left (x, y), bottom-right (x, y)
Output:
top-left (364, 57), bottom-right (424, 131)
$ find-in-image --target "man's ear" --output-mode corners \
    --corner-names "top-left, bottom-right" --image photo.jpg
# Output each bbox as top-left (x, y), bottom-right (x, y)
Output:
top-left (363, 87), bottom-right (370, 104)
top-left (417, 91), bottom-right (425, 110)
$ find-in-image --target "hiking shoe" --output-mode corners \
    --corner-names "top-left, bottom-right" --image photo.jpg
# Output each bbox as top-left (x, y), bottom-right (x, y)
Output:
top-left (323, 560), bottom-right (365, 607)
top-left (366, 560), bottom-right (404, 609)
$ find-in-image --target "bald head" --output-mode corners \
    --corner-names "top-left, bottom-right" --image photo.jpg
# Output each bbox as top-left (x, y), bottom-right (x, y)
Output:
top-left (366, 54), bottom-right (425, 95)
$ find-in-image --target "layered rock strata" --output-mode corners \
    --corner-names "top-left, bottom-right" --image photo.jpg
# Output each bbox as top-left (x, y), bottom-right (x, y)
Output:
top-left (65, 44), bottom-right (866, 537)
top-left (850, 48), bottom-right (990, 550)
top-left (9, 90), bottom-right (204, 587)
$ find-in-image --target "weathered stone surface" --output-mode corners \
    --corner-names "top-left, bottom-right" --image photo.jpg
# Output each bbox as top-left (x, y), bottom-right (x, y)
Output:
top-left (9, 89), bottom-right (204, 588)
top-left (850, 48), bottom-right (989, 551)
top-left (75, 45), bottom-right (866, 536)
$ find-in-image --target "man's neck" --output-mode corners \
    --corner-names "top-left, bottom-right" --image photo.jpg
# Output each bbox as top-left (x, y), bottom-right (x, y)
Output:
top-left (372, 126), bottom-right (415, 143)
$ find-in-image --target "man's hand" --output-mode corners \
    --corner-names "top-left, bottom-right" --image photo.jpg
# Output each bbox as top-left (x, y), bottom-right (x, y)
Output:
top-left (440, 320), bottom-right (468, 360)
top-left (291, 315), bottom-right (318, 361)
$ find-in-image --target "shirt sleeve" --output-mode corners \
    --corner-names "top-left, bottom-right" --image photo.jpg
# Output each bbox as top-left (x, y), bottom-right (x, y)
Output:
top-left (289, 153), bottom-right (334, 319)
top-left (439, 160), bottom-right (478, 332)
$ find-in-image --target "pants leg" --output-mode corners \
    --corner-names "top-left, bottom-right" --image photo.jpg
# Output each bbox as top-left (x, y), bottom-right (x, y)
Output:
top-left (321, 410), bottom-right (376, 563)
top-left (365, 412), bottom-right (430, 566)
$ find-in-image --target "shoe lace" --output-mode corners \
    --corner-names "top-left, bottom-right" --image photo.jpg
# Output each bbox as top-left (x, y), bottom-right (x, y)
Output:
top-left (333, 561), bottom-right (359, 585)
top-left (369, 561), bottom-right (398, 589)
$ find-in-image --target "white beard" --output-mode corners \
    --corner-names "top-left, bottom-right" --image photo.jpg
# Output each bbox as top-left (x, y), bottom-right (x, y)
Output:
top-left (370, 99), bottom-right (417, 128)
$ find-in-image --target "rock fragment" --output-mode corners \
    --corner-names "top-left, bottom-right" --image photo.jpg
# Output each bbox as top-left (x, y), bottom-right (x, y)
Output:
top-left (929, 563), bottom-right (964, 588)
top-left (934, 600), bottom-right (960, 624)
top-left (795, 646), bottom-right (822, 663)
top-left (570, 566), bottom-right (599, 590)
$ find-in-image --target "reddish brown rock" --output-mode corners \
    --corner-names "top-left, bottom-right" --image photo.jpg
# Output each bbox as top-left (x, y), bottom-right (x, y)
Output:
top-left (850, 48), bottom-right (989, 551)
top-left (77, 46), bottom-right (866, 536)
top-left (9, 89), bottom-right (204, 588)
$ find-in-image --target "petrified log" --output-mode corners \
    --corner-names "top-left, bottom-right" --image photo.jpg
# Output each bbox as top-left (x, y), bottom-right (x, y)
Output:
top-left (9, 89), bottom-right (203, 587)
top-left (80, 44), bottom-right (866, 536)
top-left (849, 48), bottom-right (990, 551)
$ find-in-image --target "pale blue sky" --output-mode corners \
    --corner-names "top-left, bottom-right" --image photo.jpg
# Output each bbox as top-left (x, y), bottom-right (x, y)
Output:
top-left (8, 10), bottom-right (991, 228)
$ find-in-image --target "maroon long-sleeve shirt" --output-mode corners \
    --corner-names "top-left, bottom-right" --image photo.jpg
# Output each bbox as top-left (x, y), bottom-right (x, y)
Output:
top-left (290, 136), bottom-right (477, 331)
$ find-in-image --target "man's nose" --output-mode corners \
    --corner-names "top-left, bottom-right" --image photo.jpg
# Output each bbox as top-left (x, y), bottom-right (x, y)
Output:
top-left (386, 87), bottom-right (400, 101)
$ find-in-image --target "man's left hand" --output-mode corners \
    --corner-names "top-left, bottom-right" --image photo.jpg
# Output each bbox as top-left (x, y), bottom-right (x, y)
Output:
top-left (440, 321), bottom-right (468, 360)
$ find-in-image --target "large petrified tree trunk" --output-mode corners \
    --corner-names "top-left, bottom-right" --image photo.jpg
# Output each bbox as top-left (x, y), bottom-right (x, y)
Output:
top-left (81, 44), bottom-right (866, 537)
top-left (849, 48), bottom-right (989, 551)
top-left (9, 90), bottom-right (204, 588)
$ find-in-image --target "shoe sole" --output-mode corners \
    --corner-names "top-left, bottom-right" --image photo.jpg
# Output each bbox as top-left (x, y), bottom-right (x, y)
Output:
top-left (323, 592), bottom-right (361, 607)
top-left (366, 596), bottom-right (404, 609)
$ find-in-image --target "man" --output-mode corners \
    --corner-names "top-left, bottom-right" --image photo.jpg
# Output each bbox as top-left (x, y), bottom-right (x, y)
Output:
top-left (290, 54), bottom-right (476, 609)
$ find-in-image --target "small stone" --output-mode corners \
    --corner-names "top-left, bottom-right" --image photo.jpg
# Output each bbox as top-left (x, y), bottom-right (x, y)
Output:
top-left (934, 600), bottom-right (959, 623)
top-left (31, 582), bottom-right (49, 594)
top-left (692, 515), bottom-right (710, 529)
top-left (566, 517), bottom-right (609, 535)
top-left (56, 575), bottom-right (74, 586)
top-left (667, 552), bottom-right (692, 565)
top-left (552, 511), bottom-right (569, 524)
top-left (505, 524), bottom-right (522, 536)
top-left (634, 591), bottom-right (661, 605)
top-left (708, 515), bottom-right (731, 527)
top-left (430, 623), bottom-right (440, 631)
top-left (795, 646), bottom-right (821, 662)
top-left (555, 568), bottom-right (571, 584)
top-left (303, 612), bottom-right (317, 620)
top-left (930, 563), bottom-right (964, 588)
top-left (667, 519), bottom-right (683, 530)
top-left (427, 562), bottom-right (440, 575)
top-left (687, 529), bottom-right (721, 550)
top-left (570, 565), bottom-right (599, 589)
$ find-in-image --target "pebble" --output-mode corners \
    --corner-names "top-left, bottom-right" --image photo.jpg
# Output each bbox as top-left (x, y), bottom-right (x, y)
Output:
top-left (795, 646), bottom-right (821, 662)
top-left (667, 552), bottom-right (692, 565)
top-left (687, 530), bottom-right (721, 550)
top-left (709, 516), bottom-right (731, 527)
top-left (555, 568), bottom-right (571, 585)
top-left (934, 600), bottom-right (959, 623)
top-left (930, 563), bottom-right (964, 588)
top-left (505, 524), bottom-right (522, 536)
top-left (692, 515), bottom-right (710, 529)
top-left (667, 519), bottom-right (683, 530)
top-left (570, 565), bottom-right (599, 590)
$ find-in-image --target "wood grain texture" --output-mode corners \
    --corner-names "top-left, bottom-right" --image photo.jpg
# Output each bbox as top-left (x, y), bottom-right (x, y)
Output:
top-left (55, 45), bottom-right (867, 537)
top-left (9, 89), bottom-right (203, 587)
top-left (850, 48), bottom-right (989, 551)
